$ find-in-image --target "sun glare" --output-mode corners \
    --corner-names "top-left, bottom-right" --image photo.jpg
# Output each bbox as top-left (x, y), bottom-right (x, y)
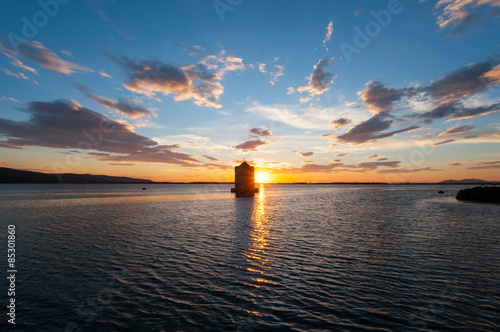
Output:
top-left (256, 171), bottom-right (270, 184)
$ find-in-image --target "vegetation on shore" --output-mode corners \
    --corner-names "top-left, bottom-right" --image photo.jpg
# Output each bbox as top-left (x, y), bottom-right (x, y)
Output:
top-left (456, 186), bottom-right (500, 204)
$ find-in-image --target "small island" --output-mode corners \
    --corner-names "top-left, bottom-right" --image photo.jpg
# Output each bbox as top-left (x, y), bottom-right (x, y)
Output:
top-left (456, 186), bottom-right (500, 204)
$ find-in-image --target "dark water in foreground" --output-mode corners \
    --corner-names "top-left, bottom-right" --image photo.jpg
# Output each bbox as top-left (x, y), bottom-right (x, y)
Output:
top-left (1, 184), bottom-right (499, 331)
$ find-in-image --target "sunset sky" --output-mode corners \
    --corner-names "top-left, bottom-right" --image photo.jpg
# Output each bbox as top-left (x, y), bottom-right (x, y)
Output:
top-left (1, 0), bottom-right (499, 183)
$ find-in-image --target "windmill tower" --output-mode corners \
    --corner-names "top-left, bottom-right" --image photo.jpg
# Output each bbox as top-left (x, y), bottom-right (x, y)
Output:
top-left (230, 161), bottom-right (258, 197)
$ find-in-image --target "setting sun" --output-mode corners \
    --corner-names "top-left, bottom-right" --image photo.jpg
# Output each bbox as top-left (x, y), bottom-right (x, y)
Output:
top-left (255, 171), bottom-right (271, 183)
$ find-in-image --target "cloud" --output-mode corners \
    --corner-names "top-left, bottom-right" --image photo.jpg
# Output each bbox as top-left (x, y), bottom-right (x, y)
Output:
top-left (77, 84), bottom-right (156, 119)
top-left (1, 68), bottom-right (28, 79)
top-left (202, 155), bottom-right (220, 162)
top-left (258, 63), bottom-right (267, 73)
top-left (270, 65), bottom-right (284, 85)
top-left (0, 40), bottom-right (92, 75)
top-left (99, 70), bottom-right (112, 78)
top-left (247, 102), bottom-right (348, 130)
top-left (357, 81), bottom-right (408, 114)
top-left (323, 21), bottom-right (334, 47)
top-left (376, 167), bottom-right (440, 174)
top-left (250, 128), bottom-right (272, 137)
top-left (298, 57), bottom-right (336, 96)
top-left (447, 162), bottom-right (463, 166)
top-left (285, 160), bottom-right (401, 174)
top-left (365, 154), bottom-right (382, 159)
top-left (109, 163), bottom-right (135, 166)
top-left (0, 100), bottom-right (199, 165)
top-left (298, 151), bottom-right (315, 157)
top-left (438, 125), bottom-right (475, 136)
top-left (344, 101), bottom-right (356, 106)
top-left (466, 160), bottom-right (500, 169)
top-left (482, 64), bottom-right (500, 83)
top-left (330, 117), bottom-right (352, 128)
top-left (336, 153), bottom-right (348, 157)
top-left (434, 0), bottom-right (500, 36)
top-left (414, 101), bottom-right (500, 122)
top-left (11, 59), bottom-right (37, 74)
top-left (336, 112), bottom-right (421, 145)
top-left (110, 50), bottom-right (243, 108)
top-left (234, 139), bottom-right (272, 152)
top-left (419, 57), bottom-right (500, 103)
top-left (432, 139), bottom-right (456, 146)
top-left (0, 97), bottom-right (22, 103)
top-left (234, 128), bottom-right (278, 152)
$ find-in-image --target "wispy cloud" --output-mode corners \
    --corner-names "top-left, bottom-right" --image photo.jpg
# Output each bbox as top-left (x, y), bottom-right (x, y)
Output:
top-left (77, 84), bottom-right (156, 119)
top-left (434, 0), bottom-right (500, 37)
top-left (323, 21), bottom-right (334, 47)
top-left (1, 68), bottom-right (28, 79)
top-left (0, 40), bottom-right (92, 75)
top-left (438, 125), bottom-right (475, 136)
top-left (432, 139), bottom-right (456, 146)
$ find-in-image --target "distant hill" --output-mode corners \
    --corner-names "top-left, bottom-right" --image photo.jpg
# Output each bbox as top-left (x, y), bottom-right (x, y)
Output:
top-left (439, 179), bottom-right (500, 184)
top-left (0, 167), bottom-right (153, 184)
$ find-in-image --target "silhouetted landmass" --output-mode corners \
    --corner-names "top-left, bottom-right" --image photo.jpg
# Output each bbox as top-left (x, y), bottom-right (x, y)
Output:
top-left (440, 179), bottom-right (500, 184)
top-left (456, 186), bottom-right (500, 203)
top-left (0, 167), bottom-right (153, 184)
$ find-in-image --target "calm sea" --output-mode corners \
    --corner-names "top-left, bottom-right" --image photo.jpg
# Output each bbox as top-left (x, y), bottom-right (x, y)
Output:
top-left (1, 183), bottom-right (499, 331)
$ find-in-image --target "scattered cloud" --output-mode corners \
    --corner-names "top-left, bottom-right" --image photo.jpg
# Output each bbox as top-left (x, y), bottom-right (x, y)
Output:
top-left (99, 70), bottom-right (112, 78)
top-left (344, 101), bottom-right (356, 106)
top-left (447, 162), bottom-right (463, 166)
top-left (258, 63), bottom-right (267, 73)
top-left (250, 128), bottom-right (272, 137)
top-left (234, 128), bottom-right (278, 152)
top-left (0, 97), bottom-right (22, 103)
top-left (414, 101), bottom-right (500, 122)
top-left (0, 40), bottom-right (92, 75)
top-left (1, 68), bottom-right (28, 79)
top-left (270, 65), bottom-right (284, 85)
top-left (466, 160), bottom-right (500, 169)
top-left (202, 155), bottom-right (220, 162)
top-left (11, 59), bottom-right (37, 74)
top-left (323, 21), bottom-right (334, 47)
top-left (77, 84), bottom-right (156, 119)
top-left (298, 56), bottom-right (336, 96)
top-left (109, 49), bottom-right (243, 108)
top-left (335, 112), bottom-right (421, 145)
top-left (419, 57), bottom-right (500, 103)
top-left (330, 117), bottom-right (352, 128)
top-left (0, 99), bottom-right (199, 165)
top-left (434, 0), bottom-right (500, 37)
top-left (234, 139), bottom-right (273, 152)
top-left (438, 125), bottom-right (475, 136)
top-left (365, 154), bottom-right (382, 159)
top-left (336, 153), bottom-right (348, 157)
top-left (357, 81), bottom-right (408, 114)
top-left (376, 167), bottom-right (440, 174)
top-left (432, 139), bottom-right (456, 146)
top-left (298, 151), bottom-right (315, 157)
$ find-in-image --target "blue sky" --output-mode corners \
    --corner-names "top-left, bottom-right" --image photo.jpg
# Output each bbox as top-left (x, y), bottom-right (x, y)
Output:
top-left (0, 0), bottom-right (499, 182)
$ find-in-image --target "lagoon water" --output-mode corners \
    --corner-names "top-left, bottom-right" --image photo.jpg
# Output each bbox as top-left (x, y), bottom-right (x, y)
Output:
top-left (1, 183), bottom-right (499, 331)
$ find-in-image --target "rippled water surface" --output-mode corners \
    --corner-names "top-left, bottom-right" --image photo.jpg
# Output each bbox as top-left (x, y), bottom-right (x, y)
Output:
top-left (1, 183), bottom-right (499, 331)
